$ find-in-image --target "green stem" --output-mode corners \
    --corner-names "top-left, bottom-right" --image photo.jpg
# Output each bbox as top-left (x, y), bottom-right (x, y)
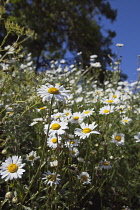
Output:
top-left (22, 97), bottom-right (54, 204)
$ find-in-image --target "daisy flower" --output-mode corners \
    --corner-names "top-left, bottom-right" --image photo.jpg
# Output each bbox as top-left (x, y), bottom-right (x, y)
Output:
top-left (134, 132), bottom-right (140, 143)
top-left (65, 139), bottom-right (80, 148)
top-left (42, 171), bottom-right (60, 187)
top-left (82, 108), bottom-right (95, 117)
top-left (69, 147), bottom-right (79, 157)
top-left (116, 105), bottom-right (126, 113)
top-left (63, 109), bottom-right (72, 119)
top-left (75, 122), bottom-right (100, 139)
top-left (0, 156), bottom-right (25, 181)
top-left (51, 112), bottom-right (64, 121)
top-left (26, 151), bottom-right (40, 165)
top-left (37, 83), bottom-right (70, 102)
top-left (99, 105), bottom-right (115, 115)
top-left (103, 97), bottom-right (119, 105)
top-left (47, 135), bottom-right (61, 148)
top-left (70, 112), bottom-right (84, 123)
top-left (77, 172), bottom-right (91, 184)
top-left (100, 160), bottom-right (112, 169)
top-left (44, 120), bottom-right (68, 135)
top-left (111, 133), bottom-right (125, 146)
top-left (121, 116), bottom-right (132, 125)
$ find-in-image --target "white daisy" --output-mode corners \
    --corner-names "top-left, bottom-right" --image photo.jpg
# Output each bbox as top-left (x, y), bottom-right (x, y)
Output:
top-left (69, 147), bottom-right (79, 157)
top-left (0, 156), bottom-right (25, 181)
top-left (90, 62), bottom-right (101, 68)
top-left (42, 171), bottom-right (60, 187)
top-left (47, 135), bottom-right (61, 148)
top-left (44, 120), bottom-right (68, 135)
top-left (121, 116), bottom-right (132, 125)
top-left (51, 112), bottom-right (64, 121)
top-left (63, 109), bottom-right (72, 119)
top-left (65, 139), bottom-right (80, 148)
top-left (75, 122), bottom-right (100, 139)
top-left (103, 97), bottom-right (119, 104)
top-left (37, 83), bottom-right (70, 102)
top-left (77, 172), bottom-right (91, 184)
top-left (111, 133), bottom-right (125, 146)
top-left (82, 108), bottom-right (95, 117)
top-left (99, 105), bottom-right (115, 115)
top-left (70, 112), bottom-right (84, 124)
top-left (134, 132), bottom-right (140, 143)
top-left (26, 151), bottom-right (40, 165)
top-left (100, 160), bottom-right (112, 169)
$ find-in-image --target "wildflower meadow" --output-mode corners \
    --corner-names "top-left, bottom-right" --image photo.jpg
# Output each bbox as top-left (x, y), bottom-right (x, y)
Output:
top-left (0, 16), bottom-right (140, 210)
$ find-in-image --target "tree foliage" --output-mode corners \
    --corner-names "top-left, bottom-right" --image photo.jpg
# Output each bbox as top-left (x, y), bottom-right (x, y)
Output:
top-left (1, 0), bottom-right (117, 70)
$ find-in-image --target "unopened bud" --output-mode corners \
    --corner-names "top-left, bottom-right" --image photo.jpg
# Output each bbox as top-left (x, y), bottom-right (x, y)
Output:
top-left (5, 192), bottom-right (12, 199)
top-left (2, 149), bottom-right (7, 155)
top-left (12, 197), bottom-right (18, 204)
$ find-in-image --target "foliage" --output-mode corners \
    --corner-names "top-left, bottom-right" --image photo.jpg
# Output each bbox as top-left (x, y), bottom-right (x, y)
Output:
top-left (1, 0), bottom-right (117, 71)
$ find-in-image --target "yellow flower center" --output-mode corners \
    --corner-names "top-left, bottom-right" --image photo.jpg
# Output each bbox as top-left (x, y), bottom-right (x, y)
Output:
top-left (51, 123), bottom-right (61, 130)
top-left (9, 112), bottom-right (14, 115)
top-left (113, 95), bottom-right (117, 98)
top-left (84, 111), bottom-right (90, 114)
top-left (65, 112), bottom-right (69, 116)
top-left (70, 150), bottom-right (76, 155)
top-left (82, 128), bottom-right (92, 133)
top-left (8, 164), bottom-right (18, 173)
top-left (115, 135), bottom-right (121, 141)
top-left (107, 100), bottom-right (114, 103)
top-left (70, 141), bottom-right (75, 144)
top-left (48, 174), bottom-right (56, 181)
top-left (52, 138), bottom-right (57, 143)
top-left (123, 120), bottom-right (128, 123)
top-left (56, 115), bottom-right (61, 118)
top-left (104, 110), bottom-right (109, 113)
top-left (39, 107), bottom-right (46, 110)
top-left (103, 161), bottom-right (109, 166)
top-left (48, 87), bottom-right (59, 94)
top-left (81, 175), bottom-right (88, 182)
top-left (73, 116), bottom-right (79, 120)
top-left (29, 155), bottom-right (35, 160)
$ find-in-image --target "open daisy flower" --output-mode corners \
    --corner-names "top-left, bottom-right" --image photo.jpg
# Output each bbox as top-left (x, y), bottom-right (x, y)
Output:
top-left (75, 122), bottom-right (100, 139)
top-left (47, 135), bottom-right (61, 148)
top-left (69, 147), bottom-right (79, 157)
top-left (42, 171), bottom-right (60, 187)
top-left (0, 156), bottom-right (25, 181)
top-left (100, 160), bottom-right (112, 169)
top-left (37, 83), bottom-right (70, 102)
top-left (111, 133), bottom-right (125, 146)
top-left (82, 108), bottom-right (95, 117)
top-left (70, 112), bottom-right (84, 124)
top-left (44, 120), bottom-right (68, 136)
top-left (26, 151), bottom-right (40, 165)
top-left (77, 172), bottom-right (91, 184)
top-left (99, 105), bottom-right (115, 115)
top-left (134, 132), bottom-right (140, 143)
top-left (121, 116), bottom-right (132, 125)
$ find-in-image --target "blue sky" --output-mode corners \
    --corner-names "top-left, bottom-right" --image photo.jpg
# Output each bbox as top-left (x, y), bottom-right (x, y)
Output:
top-left (103, 0), bottom-right (140, 82)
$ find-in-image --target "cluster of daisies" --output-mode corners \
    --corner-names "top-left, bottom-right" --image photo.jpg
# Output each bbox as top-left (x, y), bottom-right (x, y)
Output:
top-left (1, 78), bottom-right (139, 188)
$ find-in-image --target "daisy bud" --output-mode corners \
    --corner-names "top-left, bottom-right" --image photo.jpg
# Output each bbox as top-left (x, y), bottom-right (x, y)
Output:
top-left (2, 149), bottom-right (7, 155)
top-left (5, 192), bottom-right (12, 199)
top-left (12, 197), bottom-right (18, 204)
